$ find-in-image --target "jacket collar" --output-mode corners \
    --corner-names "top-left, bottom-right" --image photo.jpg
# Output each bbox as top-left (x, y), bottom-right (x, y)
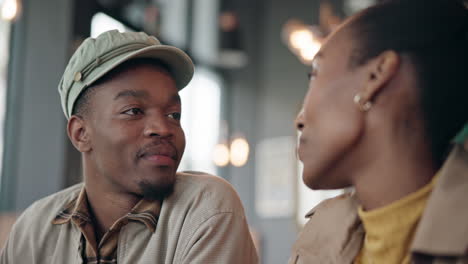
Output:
top-left (411, 144), bottom-right (468, 256)
top-left (294, 193), bottom-right (364, 263)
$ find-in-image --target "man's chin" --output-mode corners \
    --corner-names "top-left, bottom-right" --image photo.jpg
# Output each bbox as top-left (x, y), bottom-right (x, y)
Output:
top-left (138, 177), bottom-right (176, 201)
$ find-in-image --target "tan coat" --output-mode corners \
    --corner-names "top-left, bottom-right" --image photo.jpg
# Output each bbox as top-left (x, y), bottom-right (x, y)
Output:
top-left (289, 144), bottom-right (468, 264)
top-left (0, 172), bottom-right (259, 264)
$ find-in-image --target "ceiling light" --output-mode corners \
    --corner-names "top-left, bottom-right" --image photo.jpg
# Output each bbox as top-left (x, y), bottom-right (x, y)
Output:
top-left (213, 143), bottom-right (230, 167)
top-left (1, 0), bottom-right (21, 21)
top-left (230, 137), bottom-right (250, 167)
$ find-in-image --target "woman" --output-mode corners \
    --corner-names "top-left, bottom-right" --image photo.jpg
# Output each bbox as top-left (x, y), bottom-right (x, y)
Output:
top-left (291, 0), bottom-right (468, 263)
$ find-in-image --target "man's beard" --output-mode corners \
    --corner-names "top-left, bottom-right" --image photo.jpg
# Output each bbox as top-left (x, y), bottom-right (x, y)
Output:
top-left (138, 178), bottom-right (176, 201)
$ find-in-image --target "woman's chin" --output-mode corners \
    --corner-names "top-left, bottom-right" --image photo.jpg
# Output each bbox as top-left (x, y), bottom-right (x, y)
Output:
top-left (303, 169), bottom-right (349, 190)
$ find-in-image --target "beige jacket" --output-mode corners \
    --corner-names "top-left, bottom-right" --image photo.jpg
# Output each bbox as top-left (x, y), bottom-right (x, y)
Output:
top-left (289, 144), bottom-right (468, 264)
top-left (0, 172), bottom-right (259, 264)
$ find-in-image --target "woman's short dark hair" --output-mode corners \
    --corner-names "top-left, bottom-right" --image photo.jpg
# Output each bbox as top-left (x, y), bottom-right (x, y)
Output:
top-left (348, 0), bottom-right (468, 165)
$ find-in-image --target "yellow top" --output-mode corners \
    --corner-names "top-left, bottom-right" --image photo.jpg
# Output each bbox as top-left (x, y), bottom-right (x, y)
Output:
top-left (354, 175), bottom-right (438, 264)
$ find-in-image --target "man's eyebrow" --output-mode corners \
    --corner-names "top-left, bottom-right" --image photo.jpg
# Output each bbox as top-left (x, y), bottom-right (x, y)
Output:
top-left (114, 90), bottom-right (148, 100)
top-left (171, 94), bottom-right (181, 104)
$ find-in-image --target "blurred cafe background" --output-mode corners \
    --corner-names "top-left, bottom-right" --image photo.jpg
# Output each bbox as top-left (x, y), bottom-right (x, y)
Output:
top-left (0, 0), bottom-right (377, 263)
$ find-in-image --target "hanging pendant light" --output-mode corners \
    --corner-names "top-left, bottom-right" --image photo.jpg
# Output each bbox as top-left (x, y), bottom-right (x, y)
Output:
top-left (1, 0), bottom-right (21, 21)
top-left (213, 143), bottom-right (230, 167)
top-left (230, 136), bottom-right (250, 167)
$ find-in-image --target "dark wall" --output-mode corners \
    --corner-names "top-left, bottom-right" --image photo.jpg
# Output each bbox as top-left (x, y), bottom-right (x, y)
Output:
top-left (1, 0), bottom-right (74, 211)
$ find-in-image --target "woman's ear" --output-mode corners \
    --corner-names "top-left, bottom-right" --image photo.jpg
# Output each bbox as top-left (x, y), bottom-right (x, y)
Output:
top-left (67, 116), bottom-right (92, 153)
top-left (360, 50), bottom-right (400, 101)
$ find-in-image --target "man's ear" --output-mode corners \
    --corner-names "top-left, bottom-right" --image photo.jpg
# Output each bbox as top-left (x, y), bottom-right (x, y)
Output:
top-left (67, 116), bottom-right (92, 153)
top-left (359, 50), bottom-right (400, 102)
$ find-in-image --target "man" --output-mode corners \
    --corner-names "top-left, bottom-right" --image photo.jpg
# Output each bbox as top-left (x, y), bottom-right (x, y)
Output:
top-left (0, 30), bottom-right (258, 264)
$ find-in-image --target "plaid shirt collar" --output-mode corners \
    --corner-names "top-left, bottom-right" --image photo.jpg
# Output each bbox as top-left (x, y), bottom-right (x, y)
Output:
top-left (51, 187), bottom-right (161, 263)
top-left (52, 187), bottom-right (161, 232)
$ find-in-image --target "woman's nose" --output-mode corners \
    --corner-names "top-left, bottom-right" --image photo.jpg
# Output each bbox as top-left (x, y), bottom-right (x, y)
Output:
top-left (295, 110), bottom-right (305, 131)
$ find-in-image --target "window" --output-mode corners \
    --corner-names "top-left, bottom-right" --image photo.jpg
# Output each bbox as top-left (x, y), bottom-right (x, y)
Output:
top-left (91, 12), bottom-right (130, 38)
top-left (0, 20), bottom-right (10, 183)
top-left (179, 68), bottom-right (222, 175)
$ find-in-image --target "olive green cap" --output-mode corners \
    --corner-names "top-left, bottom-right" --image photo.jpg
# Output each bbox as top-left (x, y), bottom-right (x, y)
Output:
top-left (454, 123), bottom-right (468, 144)
top-left (58, 30), bottom-right (194, 119)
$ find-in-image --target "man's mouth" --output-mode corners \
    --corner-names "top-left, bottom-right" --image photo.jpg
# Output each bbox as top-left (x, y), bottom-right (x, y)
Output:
top-left (140, 149), bottom-right (177, 160)
top-left (137, 143), bottom-right (178, 166)
top-left (141, 154), bottom-right (176, 166)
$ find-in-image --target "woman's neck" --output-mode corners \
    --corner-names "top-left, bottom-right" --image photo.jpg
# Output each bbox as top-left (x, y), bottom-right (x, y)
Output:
top-left (352, 133), bottom-right (436, 211)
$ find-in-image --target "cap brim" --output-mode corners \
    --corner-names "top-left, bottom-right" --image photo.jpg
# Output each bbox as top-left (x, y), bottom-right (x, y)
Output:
top-left (85, 45), bottom-right (194, 90)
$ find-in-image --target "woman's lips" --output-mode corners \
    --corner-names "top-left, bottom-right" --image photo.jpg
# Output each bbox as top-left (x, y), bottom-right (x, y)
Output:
top-left (297, 137), bottom-right (306, 161)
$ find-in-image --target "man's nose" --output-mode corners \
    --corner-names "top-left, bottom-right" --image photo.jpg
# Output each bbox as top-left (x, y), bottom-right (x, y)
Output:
top-left (143, 115), bottom-right (173, 138)
top-left (295, 110), bottom-right (305, 131)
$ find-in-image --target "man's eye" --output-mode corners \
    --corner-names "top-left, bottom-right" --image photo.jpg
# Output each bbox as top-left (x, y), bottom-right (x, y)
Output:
top-left (168, 112), bottom-right (181, 121)
top-left (123, 108), bottom-right (144, 115)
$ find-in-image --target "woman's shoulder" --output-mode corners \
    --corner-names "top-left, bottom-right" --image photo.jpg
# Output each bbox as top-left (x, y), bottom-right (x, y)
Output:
top-left (290, 192), bottom-right (363, 263)
top-left (305, 192), bottom-right (358, 220)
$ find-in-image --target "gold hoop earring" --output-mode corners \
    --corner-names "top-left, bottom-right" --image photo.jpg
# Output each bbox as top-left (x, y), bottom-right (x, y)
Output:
top-left (354, 94), bottom-right (372, 112)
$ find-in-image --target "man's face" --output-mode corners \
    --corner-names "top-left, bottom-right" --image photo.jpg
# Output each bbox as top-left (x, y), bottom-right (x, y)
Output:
top-left (296, 27), bottom-right (368, 190)
top-left (83, 64), bottom-right (185, 199)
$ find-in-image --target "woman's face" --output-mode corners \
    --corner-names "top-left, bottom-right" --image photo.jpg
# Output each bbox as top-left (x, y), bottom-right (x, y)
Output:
top-left (296, 26), bottom-right (370, 190)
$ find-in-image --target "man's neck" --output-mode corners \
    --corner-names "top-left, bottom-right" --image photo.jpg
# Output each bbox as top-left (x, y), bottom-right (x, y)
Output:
top-left (84, 183), bottom-right (141, 242)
